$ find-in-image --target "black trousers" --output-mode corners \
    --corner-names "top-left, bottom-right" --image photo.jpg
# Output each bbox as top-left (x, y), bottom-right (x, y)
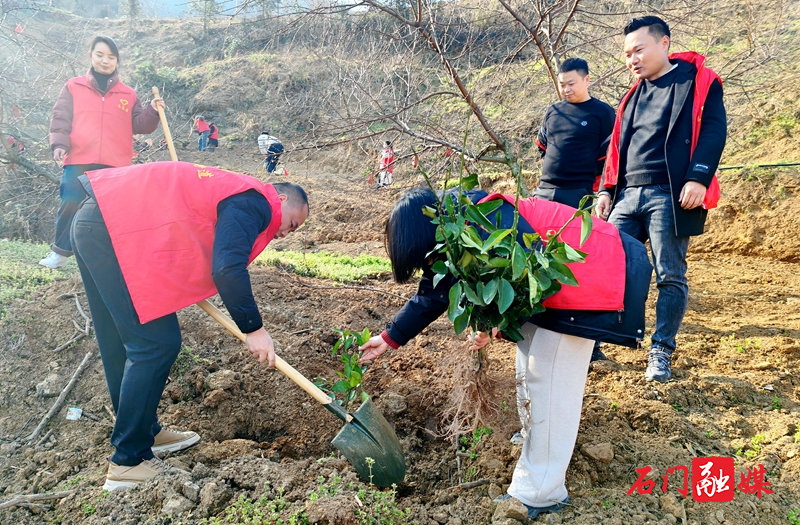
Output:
top-left (532, 186), bottom-right (594, 210)
top-left (71, 198), bottom-right (181, 466)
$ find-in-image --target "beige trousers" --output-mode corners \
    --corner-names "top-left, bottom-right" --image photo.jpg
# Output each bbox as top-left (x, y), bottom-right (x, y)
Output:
top-left (507, 323), bottom-right (593, 508)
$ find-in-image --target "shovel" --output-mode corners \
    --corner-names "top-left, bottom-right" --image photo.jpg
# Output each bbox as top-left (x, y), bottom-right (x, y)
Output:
top-left (150, 87), bottom-right (406, 487)
top-left (196, 300), bottom-right (406, 487)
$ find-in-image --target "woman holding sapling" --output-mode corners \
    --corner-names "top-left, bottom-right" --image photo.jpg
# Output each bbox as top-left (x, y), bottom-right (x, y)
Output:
top-left (359, 187), bottom-right (652, 520)
top-left (41, 36), bottom-right (164, 269)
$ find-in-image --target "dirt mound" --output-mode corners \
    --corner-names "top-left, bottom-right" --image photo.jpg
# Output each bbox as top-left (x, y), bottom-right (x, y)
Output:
top-left (695, 168), bottom-right (800, 261)
top-left (2, 153), bottom-right (800, 524)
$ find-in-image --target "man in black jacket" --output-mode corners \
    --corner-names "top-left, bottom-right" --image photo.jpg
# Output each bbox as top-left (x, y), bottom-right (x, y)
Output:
top-left (535, 57), bottom-right (616, 362)
top-left (535, 57), bottom-right (615, 209)
top-left (596, 16), bottom-right (727, 382)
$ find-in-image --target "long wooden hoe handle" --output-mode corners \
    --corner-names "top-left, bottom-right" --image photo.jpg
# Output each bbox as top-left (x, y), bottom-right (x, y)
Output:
top-left (150, 87), bottom-right (334, 408)
top-left (151, 87), bottom-right (178, 162)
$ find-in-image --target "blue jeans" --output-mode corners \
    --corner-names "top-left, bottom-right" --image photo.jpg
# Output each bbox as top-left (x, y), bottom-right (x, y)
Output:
top-left (52, 164), bottom-right (109, 255)
top-left (607, 185), bottom-right (689, 354)
top-left (71, 198), bottom-right (181, 466)
top-left (198, 131), bottom-right (210, 151)
top-left (264, 154), bottom-right (281, 173)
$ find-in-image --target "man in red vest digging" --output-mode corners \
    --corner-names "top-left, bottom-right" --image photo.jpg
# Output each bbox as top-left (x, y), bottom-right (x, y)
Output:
top-left (70, 161), bottom-right (309, 491)
top-left (596, 16), bottom-right (727, 382)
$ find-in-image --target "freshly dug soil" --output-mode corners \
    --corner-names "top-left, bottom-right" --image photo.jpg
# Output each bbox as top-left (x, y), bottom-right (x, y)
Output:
top-left (1, 147), bottom-right (799, 524)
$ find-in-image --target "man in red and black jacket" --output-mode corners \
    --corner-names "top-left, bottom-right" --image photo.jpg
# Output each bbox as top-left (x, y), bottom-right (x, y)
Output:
top-left (596, 16), bottom-right (727, 383)
top-left (71, 162), bottom-right (309, 492)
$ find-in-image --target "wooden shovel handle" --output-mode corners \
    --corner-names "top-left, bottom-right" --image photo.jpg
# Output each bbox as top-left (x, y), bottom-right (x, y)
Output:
top-left (151, 87), bottom-right (178, 162)
top-left (196, 299), bottom-right (333, 406)
top-left (148, 91), bottom-right (333, 408)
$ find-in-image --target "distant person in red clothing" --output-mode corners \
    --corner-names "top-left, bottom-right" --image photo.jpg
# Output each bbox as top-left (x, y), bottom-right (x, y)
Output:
top-left (42, 35), bottom-right (164, 269)
top-left (194, 116), bottom-right (211, 152)
top-left (207, 122), bottom-right (219, 152)
top-left (7, 135), bottom-right (26, 154)
top-left (378, 141), bottom-right (394, 187)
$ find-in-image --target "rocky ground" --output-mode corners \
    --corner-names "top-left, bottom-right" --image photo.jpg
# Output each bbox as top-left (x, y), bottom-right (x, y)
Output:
top-left (1, 146), bottom-right (799, 525)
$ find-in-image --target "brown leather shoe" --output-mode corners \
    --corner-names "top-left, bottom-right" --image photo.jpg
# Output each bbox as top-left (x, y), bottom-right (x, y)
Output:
top-left (102, 457), bottom-right (186, 491)
top-left (152, 427), bottom-right (200, 454)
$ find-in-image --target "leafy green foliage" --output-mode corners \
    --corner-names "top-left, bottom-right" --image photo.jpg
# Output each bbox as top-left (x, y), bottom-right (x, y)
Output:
top-left (425, 188), bottom-right (594, 341)
top-left (459, 426), bottom-right (492, 459)
top-left (735, 433), bottom-right (768, 460)
top-left (171, 346), bottom-right (205, 376)
top-left (602, 499), bottom-right (616, 510)
top-left (201, 478), bottom-right (408, 525)
top-left (315, 328), bottom-right (371, 411)
top-left (200, 484), bottom-right (302, 525)
top-left (256, 249), bottom-right (391, 283)
top-left (0, 240), bottom-right (78, 306)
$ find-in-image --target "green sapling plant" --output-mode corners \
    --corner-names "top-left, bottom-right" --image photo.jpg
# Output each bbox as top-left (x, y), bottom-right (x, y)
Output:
top-left (414, 127), bottom-right (595, 436)
top-left (315, 328), bottom-right (371, 411)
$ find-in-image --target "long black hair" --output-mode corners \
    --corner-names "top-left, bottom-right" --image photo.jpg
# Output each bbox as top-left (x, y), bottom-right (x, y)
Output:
top-left (385, 187), bottom-right (439, 283)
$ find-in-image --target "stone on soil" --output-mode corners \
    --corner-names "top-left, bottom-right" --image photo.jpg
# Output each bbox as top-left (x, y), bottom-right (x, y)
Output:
top-left (199, 481), bottom-right (232, 515)
top-left (36, 372), bottom-right (61, 397)
top-left (492, 497), bottom-right (529, 523)
top-left (659, 493), bottom-right (686, 521)
top-left (204, 369), bottom-right (238, 391)
top-left (580, 442), bottom-right (615, 464)
top-left (381, 392), bottom-right (407, 415)
top-left (161, 494), bottom-right (195, 516)
top-left (182, 481), bottom-right (201, 502)
top-left (202, 388), bottom-right (231, 407)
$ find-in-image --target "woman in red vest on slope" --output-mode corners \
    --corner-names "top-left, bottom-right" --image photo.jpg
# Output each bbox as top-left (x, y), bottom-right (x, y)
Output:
top-left (207, 122), bottom-right (219, 151)
top-left (41, 36), bottom-right (164, 269)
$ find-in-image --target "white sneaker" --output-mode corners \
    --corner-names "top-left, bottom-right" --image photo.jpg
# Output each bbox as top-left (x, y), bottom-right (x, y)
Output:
top-left (39, 251), bottom-right (69, 269)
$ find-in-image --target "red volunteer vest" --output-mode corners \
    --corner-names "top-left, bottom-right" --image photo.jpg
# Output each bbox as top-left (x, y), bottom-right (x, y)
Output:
top-left (603, 52), bottom-right (722, 209)
top-left (196, 120), bottom-right (210, 133)
top-left (88, 161), bottom-right (283, 324)
top-left (478, 194), bottom-right (626, 311)
top-left (65, 72), bottom-right (138, 167)
top-left (380, 149), bottom-right (394, 174)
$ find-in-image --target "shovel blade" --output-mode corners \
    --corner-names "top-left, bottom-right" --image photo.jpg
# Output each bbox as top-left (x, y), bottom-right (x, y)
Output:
top-left (331, 399), bottom-right (406, 487)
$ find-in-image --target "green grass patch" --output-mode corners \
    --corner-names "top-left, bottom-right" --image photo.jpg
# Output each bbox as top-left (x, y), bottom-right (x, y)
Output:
top-left (0, 240), bottom-right (79, 306)
top-left (255, 249), bottom-right (391, 283)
